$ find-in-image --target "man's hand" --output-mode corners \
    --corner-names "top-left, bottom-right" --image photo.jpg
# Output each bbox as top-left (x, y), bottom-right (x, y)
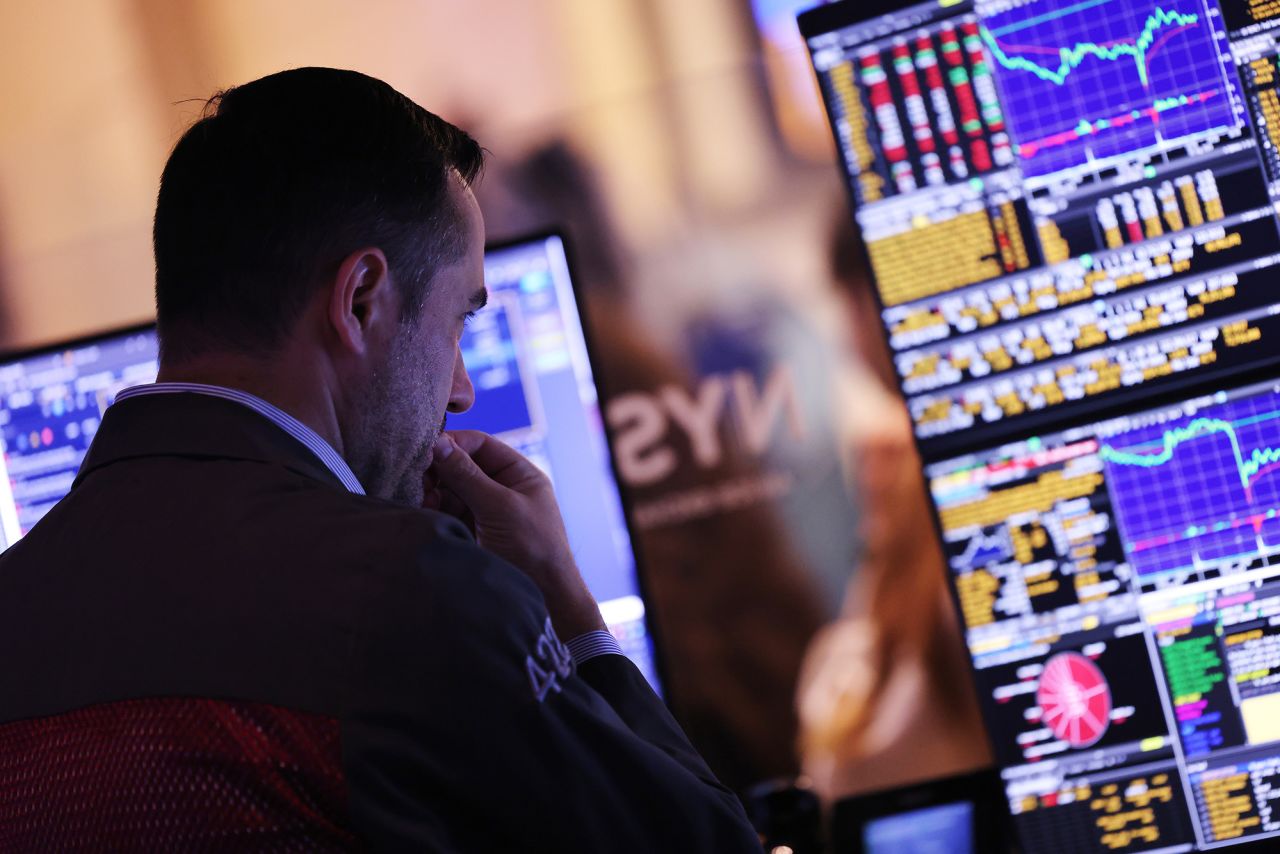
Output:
top-left (425, 430), bottom-right (606, 639)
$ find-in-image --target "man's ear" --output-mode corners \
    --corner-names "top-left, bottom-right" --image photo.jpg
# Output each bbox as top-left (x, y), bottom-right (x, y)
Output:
top-left (329, 248), bottom-right (393, 356)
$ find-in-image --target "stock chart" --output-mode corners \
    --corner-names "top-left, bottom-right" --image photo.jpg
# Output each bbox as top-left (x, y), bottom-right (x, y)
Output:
top-left (981, 0), bottom-right (1246, 176)
top-left (1008, 762), bottom-right (1194, 851)
top-left (931, 435), bottom-right (1137, 644)
top-left (1100, 386), bottom-right (1280, 582)
top-left (802, 0), bottom-right (1280, 846)
top-left (821, 16), bottom-right (1013, 202)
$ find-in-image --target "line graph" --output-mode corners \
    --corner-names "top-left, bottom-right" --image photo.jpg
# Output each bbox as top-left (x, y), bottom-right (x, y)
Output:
top-left (1100, 416), bottom-right (1280, 499)
top-left (980, 0), bottom-right (1245, 177)
top-left (951, 527), bottom-right (1014, 571)
top-left (1100, 389), bottom-right (1280, 580)
top-left (982, 7), bottom-right (1201, 87)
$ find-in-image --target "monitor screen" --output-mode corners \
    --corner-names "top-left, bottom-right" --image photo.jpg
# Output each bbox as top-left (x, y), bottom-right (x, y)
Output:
top-left (831, 768), bottom-right (1008, 852)
top-left (0, 326), bottom-right (158, 547)
top-left (451, 234), bottom-right (661, 691)
top-left (0, 235), bottom-right (660, 692)
top-left (802, 0), bottom-right (1280, 848)
top-left (863, 802), bottom-right (974, 854)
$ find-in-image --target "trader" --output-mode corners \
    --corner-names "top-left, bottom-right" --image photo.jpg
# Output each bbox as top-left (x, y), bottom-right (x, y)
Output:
top-left (0, 67), bottom-right (761, 852)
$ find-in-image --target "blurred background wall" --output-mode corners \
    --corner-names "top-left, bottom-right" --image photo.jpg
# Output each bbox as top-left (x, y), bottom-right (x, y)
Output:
top-left (0, 0), bottom-right (888, 792)
top-left (0, 0), bottom-right (849, 347)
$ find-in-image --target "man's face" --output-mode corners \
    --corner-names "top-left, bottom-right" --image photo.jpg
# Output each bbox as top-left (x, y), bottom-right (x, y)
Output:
top-left (355, 179), bottom-right (486, 506)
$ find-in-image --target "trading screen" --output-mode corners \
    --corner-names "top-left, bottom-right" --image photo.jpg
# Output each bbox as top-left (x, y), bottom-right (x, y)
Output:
top-left (802, 0), bottom-right (1280, 848)
top-left (0, 235), bottom-right (659, 691)
top-left (451, 235), bottom-right (661, 691)
top-left (0, 326), bottom-right (157, 545)
top-left (862, 801), bottom-right (976, 853)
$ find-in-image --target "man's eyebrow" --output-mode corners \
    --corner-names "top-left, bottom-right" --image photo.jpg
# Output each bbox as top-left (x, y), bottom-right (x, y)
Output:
top-left (468, 288), bottom-right (489, 312)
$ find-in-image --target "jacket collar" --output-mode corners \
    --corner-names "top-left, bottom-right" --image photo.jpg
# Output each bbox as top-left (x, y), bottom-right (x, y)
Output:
top-left (73, 392), bottom-right (348, 491)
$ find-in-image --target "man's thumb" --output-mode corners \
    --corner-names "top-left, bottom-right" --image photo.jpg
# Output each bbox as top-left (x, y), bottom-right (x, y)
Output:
top-left (431, 435), bottom-right (499, 506)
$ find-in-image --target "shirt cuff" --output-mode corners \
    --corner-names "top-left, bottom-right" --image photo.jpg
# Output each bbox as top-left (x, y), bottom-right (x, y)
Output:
top-left (565, 629), bottom-right (624, 664)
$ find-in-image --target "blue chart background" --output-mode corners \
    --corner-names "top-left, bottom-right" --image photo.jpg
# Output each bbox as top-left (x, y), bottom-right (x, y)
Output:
top-left (981, 0), bottom-right (1242, 177)
top-left (1100, 390), bottom-right (1280, 579)
top-left (452, 239), bottom-right (640, 607)
top-left (450, 302), bottom-right (535, 438)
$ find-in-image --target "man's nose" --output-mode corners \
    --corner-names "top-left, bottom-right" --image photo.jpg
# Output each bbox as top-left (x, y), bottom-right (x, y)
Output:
top-left (447, 348), bottom-right (475, 414)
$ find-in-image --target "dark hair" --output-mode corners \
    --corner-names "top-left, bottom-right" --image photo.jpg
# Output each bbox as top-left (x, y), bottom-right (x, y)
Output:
top-left (153, 67), bottom-right (484, 361)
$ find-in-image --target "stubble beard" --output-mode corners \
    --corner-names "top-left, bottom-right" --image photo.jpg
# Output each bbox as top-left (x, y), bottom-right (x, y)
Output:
top-left (377, 337), bottom-right (449, 508)
top-left (387, 412), bottom-right (448, 508)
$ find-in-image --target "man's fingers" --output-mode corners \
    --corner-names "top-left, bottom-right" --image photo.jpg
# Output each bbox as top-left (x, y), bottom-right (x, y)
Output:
top-left (431, 434), bottom-right (507, 509)
top-left (445, 430), bottom-right (543, 490)
top-left (448, 430), bottom-right (522, 473)
top-left (446, 429), bottom-right (490, 456)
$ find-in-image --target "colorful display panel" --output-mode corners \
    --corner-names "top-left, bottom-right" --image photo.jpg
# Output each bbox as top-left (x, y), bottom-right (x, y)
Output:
top-left (804, 0), bottom-right (1280, 846)
top-left (925, 379), bottom-right (1280, 848)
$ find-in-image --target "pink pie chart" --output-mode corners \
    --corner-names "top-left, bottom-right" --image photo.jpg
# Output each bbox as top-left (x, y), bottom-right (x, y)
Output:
top-left (1037, 651), bottom-right (1112, 748)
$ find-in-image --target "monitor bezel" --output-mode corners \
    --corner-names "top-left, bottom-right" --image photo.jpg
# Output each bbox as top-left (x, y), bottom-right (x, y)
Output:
top-left (0, 319), bottom-right (156, 368)
top-left (797, 0), bottom-right (936, 40)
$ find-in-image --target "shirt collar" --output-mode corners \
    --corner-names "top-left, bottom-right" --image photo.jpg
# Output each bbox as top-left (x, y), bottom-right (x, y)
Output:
top-left (114, 383), bottom-right (365, 495)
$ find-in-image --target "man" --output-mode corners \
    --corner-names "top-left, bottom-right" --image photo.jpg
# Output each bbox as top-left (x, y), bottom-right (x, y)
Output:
top-left (0, 68), bottom-right (761, 852)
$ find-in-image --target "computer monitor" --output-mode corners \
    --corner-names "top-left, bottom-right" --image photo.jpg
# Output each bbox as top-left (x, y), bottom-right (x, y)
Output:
top-left (830, 768), bottom-right (1010, 853)
top-left (0, 234), bottom-right (661, 692)
top-left (0, 324), bottom-right (158, 548)
top-left (451, 233), bottom-right (661, 691)
top-left (802, 0), bottom-right (1280, 849)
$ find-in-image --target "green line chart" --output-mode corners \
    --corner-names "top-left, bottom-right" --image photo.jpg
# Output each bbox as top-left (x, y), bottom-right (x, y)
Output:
top-left (978, 0), bottom-right (1244, 177)
top-left (1100, 416), bottom-right (1280, 497)
top-left (1098, 391), bottom-right (1280, 578)
top-left (980, 7), bottom-right (1201, 87)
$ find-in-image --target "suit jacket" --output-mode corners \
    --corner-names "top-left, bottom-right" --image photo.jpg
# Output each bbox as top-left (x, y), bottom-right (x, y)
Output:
top-left (0, 392), bottom-right (761, 852)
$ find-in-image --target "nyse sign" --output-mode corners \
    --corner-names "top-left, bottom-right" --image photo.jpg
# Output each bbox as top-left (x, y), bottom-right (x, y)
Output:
top-left (606, 364), bottom-right (808, 488)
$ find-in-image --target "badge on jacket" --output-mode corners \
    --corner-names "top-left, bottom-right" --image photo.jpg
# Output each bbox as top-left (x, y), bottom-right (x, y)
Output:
top-left (527, 617), bottom-right (574, 702)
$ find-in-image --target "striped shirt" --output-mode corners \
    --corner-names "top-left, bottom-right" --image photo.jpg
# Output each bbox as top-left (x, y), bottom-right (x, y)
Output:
top-left (114, 382), bottom-right (621, 663)
top-left (116, 382), bottom-right (365, 494)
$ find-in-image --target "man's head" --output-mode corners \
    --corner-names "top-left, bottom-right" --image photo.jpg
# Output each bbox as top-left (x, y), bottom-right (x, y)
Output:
top-left (154, 67), bottom-right (487, 505)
